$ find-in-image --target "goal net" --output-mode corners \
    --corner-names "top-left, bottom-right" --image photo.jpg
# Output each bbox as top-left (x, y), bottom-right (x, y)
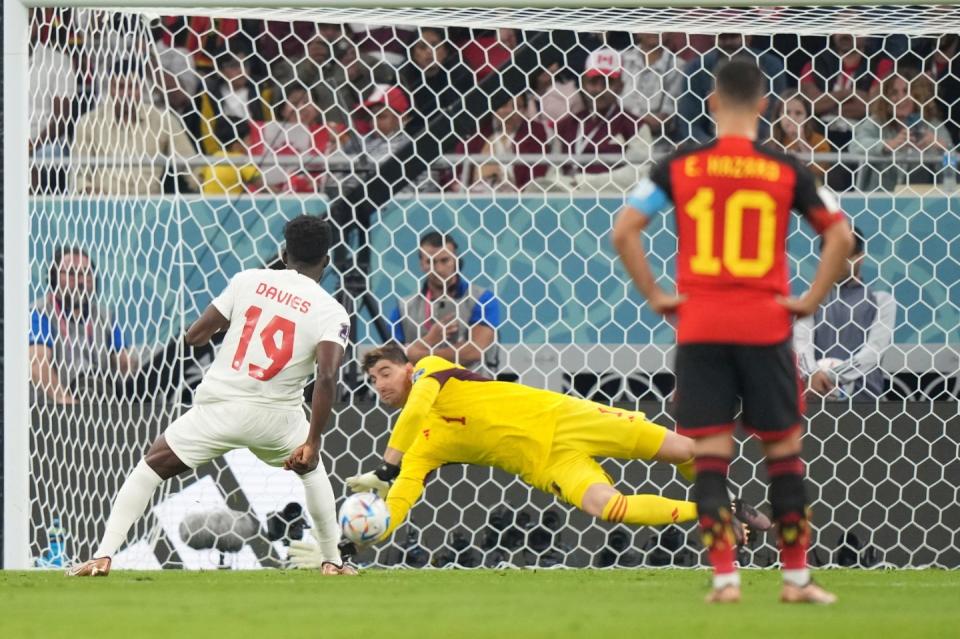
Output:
top-left (19, 4), bottom-right (960, 570)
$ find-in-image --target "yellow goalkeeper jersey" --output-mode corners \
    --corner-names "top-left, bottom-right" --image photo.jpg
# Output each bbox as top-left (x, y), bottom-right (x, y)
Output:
top-left (381, 356), bottom-right (571, 537)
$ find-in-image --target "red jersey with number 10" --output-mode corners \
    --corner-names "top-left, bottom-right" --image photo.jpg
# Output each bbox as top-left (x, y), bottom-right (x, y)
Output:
top-left (648, 136), bottom-right (845, 345)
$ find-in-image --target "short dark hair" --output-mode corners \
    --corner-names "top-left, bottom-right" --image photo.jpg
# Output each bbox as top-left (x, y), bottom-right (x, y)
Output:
top-left (362, 343), bottom-right (409, 372)
top-left (50, 246), bottom-right (95, 290)
top-left (283, 216), bottom-right (332, 265)
top-left (419, 230), bottom-right (459, 252)
top-left (217, 55), bottom-right (243, 72)
top-left (715, 57), bottom-right (766, 106)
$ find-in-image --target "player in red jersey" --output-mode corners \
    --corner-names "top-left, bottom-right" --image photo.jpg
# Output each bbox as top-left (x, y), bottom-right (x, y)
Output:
top-left (612, 58), bottom-right (853, 604)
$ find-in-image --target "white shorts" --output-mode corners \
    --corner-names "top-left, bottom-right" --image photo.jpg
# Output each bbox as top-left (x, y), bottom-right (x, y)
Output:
top-left (164, 402), bottom-right (309, 469)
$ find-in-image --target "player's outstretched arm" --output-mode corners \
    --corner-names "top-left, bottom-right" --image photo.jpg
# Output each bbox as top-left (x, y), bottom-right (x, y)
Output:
top-left (345, 450), bottom-right (402, 497)
top-left (184, 304), bottom-right (229, 347)
top-left (377, 453), bottom-right (441, 542)
top-left (612, 204), bottom-right (685, 315)
top-left (285, 341), bottom-right (344, 475)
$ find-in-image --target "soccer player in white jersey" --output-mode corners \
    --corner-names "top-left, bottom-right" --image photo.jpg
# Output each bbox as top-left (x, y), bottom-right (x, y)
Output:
top-left (68, 216), bottom-right (354, 576)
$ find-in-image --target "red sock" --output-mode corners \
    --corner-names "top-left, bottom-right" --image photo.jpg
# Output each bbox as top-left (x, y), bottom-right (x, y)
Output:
top-left (767, 456), bottom-right (809, 571)
top-left (777, 511), bottom-right (810, 570)
top-left (694, 457), bottom-right (736, 575)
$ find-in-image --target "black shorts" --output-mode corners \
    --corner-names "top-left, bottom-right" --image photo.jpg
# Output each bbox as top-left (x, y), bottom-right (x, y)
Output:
top-left (673, 339), bottom-right (803, 441)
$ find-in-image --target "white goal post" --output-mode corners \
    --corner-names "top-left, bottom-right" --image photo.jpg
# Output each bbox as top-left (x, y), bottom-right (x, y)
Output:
top-left (4, 0), bottom-right (959, 571)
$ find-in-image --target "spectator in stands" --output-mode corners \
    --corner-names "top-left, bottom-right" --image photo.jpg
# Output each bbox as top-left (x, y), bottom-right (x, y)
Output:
top-left (29, 14), bottom-right (76, 194)
top-left (30, 247), bottom-right (137, 404)
top-left (555, 48), bottom-right (652, 192)
top-left (200, 55), bottom-right (272, 154)
top-left (72, 59), bottom-right (199, 195)
top-left (852, 71), bottom-right (954, 190)
top-left (620, 33), bottom-right (683, 141)
top-left (799, 34), bottom-right (892, 153)
top-left (351, 24), bottom-right (417, 68)
top-left (273, 27), bottom-right (394, 128)
top-left (248, 85), bottom-right (338, 193)
top-left (271, 24), bottom-right (343, 91)
top-left (527, 62), bottom-right (582, 129)
top-left (155, 44), bottom-right (203, 148)
top-left (344, 84), bottom-right (412, 159)
top-left (794, 229), bottom-right (896, 400)
top-left (676, 34), bottom-right (786, 144)
top-left (198, 118), bottom-right (262, 195)
top-left (388, 231), bottom-right (501, 374)
top-left (462, 91), bottom-right (550, 192)
top-left (926, 35), bottom-right (960, 144)
top-left (771, 92), bottom-right (832, 181)
top-left (462, 28), bottom-right (517, 80)
top-left (401, 27), bottom-right (464, 130)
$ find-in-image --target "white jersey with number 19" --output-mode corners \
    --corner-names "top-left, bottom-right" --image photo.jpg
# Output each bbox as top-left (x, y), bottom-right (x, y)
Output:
top-left (194, 268), bottom-right (349, 408)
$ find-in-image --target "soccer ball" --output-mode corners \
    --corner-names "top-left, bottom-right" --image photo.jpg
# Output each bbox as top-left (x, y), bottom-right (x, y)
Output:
top-left (339, 492), bottom-right (391, 545)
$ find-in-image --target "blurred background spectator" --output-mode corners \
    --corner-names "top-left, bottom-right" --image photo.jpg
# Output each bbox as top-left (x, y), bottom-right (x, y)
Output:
top-left (350, 23), bottom-right (417, 68)
top-left (620, 33), bottom-right (682, 143)
top-left (794, 229), bottom-right (896, 400)
top-left (72, 59), bottom-right (199, 195)
top-left (463, 28), bottom-right (518, 81)
top-left (771, 91), bottom-right (832, 182)
top-left (526, 62), bottom-right (583, 132)
top-left (29, 14), bottom-right (77, 194)
top-left (462, 91), bottom-right (550, 193)
top-left (676, 34), bottom-right (786, 144)
top-left (30, 247), bottom-right (137, 405)
top-left (852, 70), bottom-right (954, 190)
top-left (197, 118), bottom-right (261, 194)
top-left (925, 35), bottom-right (960, 144)
top-left (248, 84), bottom-right (337, 193)
top-left (555, 48), bottom-right (651, 192)
top-left (154, 44), bottom-right (202, 147)
top-left (344, 84), bottom-right (412, 158)
top-left (197, 55), bottom-right (272, 155)
top-left (401, 27), bottom-right (464, 132)
top-left (799, 34), bottom-right (891, 189)
top-left (389, 231), bottom-right (501, 374)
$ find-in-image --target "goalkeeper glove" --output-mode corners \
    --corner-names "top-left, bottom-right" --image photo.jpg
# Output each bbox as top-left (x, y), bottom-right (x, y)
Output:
top-left (345, 461), bottom-right (400, 498)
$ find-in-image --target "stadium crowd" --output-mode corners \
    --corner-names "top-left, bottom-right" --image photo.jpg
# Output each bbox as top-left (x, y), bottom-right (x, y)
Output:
top-left (28, 10), bottom-right (960, 196)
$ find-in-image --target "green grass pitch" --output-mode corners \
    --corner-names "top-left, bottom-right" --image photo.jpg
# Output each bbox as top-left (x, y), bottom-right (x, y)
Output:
top-left (1, 569), bottom-right (957, 639)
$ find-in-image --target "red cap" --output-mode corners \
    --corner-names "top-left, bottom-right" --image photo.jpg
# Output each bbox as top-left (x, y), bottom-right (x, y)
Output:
top-left (363, 85), bottom-right (411, 114)
top-left (584, 48), bottom-right (622, 78)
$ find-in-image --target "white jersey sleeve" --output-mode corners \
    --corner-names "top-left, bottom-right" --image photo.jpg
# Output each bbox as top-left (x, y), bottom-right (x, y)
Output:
top-left (211, 272), bottom-right (242, 318)
top-left (194, 269), bottom-right (349, 407)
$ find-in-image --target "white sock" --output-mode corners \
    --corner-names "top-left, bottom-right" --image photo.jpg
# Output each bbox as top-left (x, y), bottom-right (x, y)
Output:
top-left (783, 568), bottom-right (810, 587)
top-left (94, 460), bottom-right (163, 558)
top-left (301, 468), bottom-right (341, 564)
top-left (713, 571), bottom-right (741, 590)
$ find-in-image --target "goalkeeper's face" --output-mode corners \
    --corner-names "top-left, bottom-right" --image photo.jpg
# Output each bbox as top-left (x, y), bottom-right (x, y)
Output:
top-left (368, 359), bottom-right (414, 408)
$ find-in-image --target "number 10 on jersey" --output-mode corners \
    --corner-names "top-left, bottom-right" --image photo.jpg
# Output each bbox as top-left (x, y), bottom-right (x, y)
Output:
top-left (685, 187), bottom-right (777, 278)
top-left (232, 305), bottom-right (296, 381)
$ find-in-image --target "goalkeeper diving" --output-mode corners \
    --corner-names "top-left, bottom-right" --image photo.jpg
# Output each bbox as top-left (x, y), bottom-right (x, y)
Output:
top-left (296, 344), bottom-right (769, 560)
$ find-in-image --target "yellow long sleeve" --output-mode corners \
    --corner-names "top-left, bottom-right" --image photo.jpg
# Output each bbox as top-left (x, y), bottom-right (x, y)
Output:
top-left (380, 452), bottom-right (442, 540)
top-left (386, 377), bottom-right (441, 454)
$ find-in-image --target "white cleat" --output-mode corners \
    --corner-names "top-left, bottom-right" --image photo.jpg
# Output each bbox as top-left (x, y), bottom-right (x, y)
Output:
top-left (321, 561), bottom-right (358, 576)
top-left (66, 557), bottom-right (112, 577)
top-left (781, 581), bottom-right (837, 605)
top-left (705, 585), bottom-right (741, 604)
